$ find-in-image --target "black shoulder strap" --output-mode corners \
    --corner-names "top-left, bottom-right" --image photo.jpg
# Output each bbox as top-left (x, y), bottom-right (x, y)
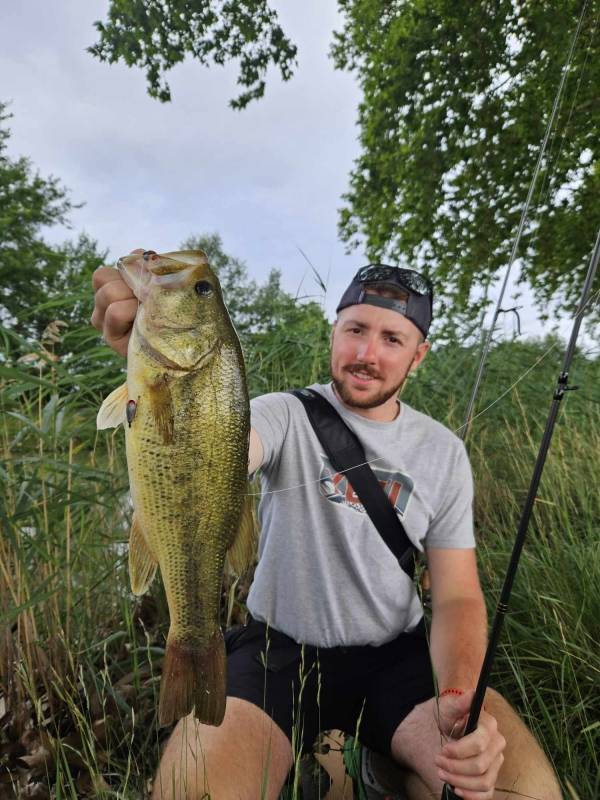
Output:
top-left (291, 388), bottom-right (416, 579)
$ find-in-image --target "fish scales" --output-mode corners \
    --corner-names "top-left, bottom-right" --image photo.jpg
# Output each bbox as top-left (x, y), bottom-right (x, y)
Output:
top-left (128, 340), bottom-right (248, 638)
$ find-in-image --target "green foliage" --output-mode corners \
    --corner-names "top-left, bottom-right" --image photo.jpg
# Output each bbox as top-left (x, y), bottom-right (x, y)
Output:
top-left (85, 1), bottom-right (600, 326)
top-left (333, 0), bottom-right (600, 320)
top-left (402, 332), bottom-right (600, 436)
top-left (402, 336), bottom-right (600, 795)
top-left (89, 0), bottom-right (297, 108)
top-left (0, 317), bottom-right (153, 796)
top-left (0, 103), bottom-right (85, 338)
top-left (471, 411), bottom-right (600, 797)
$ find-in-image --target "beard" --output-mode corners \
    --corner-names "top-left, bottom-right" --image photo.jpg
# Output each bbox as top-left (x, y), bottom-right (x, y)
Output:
top-left (330, 361), bottom-right (410, 409)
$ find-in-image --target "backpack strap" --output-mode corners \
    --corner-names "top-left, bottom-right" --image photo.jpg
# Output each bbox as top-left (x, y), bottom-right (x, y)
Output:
top-left (290, 388), bottom-right (416, 579)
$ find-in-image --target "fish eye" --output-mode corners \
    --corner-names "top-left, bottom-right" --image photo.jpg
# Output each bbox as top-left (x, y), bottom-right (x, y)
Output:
top-left (195, 281), bottom-right (213, 297)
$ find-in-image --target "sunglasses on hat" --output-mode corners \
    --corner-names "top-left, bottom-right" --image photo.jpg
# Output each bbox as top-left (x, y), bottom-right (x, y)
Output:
top-left (336, 263), bottom-right (434, 338)
top-left (355, 264), bottom-right (433, 297)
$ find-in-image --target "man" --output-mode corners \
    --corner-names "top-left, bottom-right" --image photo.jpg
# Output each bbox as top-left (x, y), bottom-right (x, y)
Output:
top-left (92, 256), bottom-right (561, 800)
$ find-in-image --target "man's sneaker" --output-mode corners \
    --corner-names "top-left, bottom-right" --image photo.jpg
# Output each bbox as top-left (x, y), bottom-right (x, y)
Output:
top-left (359, 745), bottom-right (408, 800)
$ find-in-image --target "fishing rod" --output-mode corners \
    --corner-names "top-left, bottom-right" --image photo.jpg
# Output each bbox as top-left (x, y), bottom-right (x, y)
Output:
top-left (442, 226), bottom-right (600, 800)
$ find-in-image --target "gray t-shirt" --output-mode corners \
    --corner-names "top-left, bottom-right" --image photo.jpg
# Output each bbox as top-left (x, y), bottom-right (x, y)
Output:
top-left (246, 382), bottom-right (475, 647)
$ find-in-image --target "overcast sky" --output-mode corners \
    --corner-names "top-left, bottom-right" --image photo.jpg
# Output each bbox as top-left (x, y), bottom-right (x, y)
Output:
top-left (2, 1), bottom-right (589, 346)
top-left (2, 0), bottom-right (365, 317)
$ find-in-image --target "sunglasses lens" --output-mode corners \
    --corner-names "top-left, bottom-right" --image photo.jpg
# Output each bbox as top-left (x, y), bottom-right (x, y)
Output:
top-left (357, 265), bottom-right (431, 296)
top-left (402, 273), bottom-right (431, 295)
top-left (356, 266), bottom-right (392, 282)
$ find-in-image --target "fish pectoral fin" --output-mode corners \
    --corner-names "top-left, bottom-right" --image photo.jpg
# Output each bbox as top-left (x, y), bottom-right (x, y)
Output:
top-left (225, 491), bottom-right (257, 576)
top-left (97, 382), bottom-right (128, 429)
top-left (128, 515), bottom-right (158, 595)
top-left (148, 375), bottom-right (174, 444)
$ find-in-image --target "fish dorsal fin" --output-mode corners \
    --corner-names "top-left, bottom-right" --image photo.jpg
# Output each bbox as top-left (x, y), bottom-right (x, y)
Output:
top-left (129, 514), bottom-right (158, 595)
top-left (97, 382), bottom-right (128, 429)
top-left (225, 491), bottom-right (257, 576)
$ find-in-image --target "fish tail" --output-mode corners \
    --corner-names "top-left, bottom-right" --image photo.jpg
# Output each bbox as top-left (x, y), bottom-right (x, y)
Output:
top-left (158, 629), bottom-right (226, 728)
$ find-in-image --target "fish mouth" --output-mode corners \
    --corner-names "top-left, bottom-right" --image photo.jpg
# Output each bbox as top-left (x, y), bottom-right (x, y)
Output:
top-left (117, 250), bottom-right (210, 298)
top-left (120, 250), bottom-right (208, 276)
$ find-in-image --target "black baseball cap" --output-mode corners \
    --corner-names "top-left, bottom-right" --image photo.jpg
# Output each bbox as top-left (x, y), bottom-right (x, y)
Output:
top-left (336, 264), bottom-right (434, 338)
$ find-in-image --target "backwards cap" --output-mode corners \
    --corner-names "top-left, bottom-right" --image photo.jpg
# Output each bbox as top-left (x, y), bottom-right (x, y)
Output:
top-left (336, 264), bottom-right (433, 338)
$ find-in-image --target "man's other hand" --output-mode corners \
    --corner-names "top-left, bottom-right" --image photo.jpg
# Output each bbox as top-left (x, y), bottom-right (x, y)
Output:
top-left (434, 690), bottom-right (506, 800)
top-left (91, 249), bottom-right (142, 357)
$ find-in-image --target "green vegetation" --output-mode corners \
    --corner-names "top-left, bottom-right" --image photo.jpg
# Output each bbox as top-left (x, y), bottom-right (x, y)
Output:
top-left (333, 0), bottom-right (600, 318)
top-left (408, 340), bottom-right (600, 799)
top-left (1, 100), bottom-right (599, 798)
top-left (89, 0), bottom-right (297, 108)
top-left (1, 275), bottom-right (599, 797)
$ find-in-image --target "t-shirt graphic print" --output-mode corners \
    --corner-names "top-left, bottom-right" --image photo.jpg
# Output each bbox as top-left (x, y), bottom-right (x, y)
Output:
top-left (318, 455), bottom-right (414, 518)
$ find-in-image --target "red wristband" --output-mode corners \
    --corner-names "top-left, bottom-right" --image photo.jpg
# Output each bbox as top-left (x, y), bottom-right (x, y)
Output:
top-left (439, 688), bottom-right (465, 698)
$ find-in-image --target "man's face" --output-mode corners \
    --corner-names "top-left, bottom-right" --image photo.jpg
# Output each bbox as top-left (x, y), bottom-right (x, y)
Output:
top-left (330, 303), bottom-right (429, 412)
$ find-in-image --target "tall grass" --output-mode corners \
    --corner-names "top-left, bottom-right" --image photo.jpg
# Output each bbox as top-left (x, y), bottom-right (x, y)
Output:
top-left (1, 313), bottom-right (598, 798)
top-left (470, 415), bottom-right (600, 795)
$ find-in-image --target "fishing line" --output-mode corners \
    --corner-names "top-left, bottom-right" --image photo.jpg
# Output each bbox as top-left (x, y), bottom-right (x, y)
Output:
top-left (247, 286), bottom-right (600, 497)
top-left (575, 393), bottom-right (600, 405)
top-left (461, 0), bottom-right (591, 440)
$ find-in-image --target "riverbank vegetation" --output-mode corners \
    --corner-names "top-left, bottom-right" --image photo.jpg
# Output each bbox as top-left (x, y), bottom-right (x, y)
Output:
top-left (1, 271), bottom-right (598, 797)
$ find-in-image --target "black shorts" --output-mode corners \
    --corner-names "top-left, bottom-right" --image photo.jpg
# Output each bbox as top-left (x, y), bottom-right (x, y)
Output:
top-left (225, 617), bottom-right (435, 757)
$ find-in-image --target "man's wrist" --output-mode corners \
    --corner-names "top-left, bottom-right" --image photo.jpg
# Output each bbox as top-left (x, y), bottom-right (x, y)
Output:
top-left (439, 687), bottom-right (465, 698)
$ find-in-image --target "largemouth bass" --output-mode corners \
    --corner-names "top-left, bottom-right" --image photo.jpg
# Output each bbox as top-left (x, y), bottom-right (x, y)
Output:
top-left (97, 250), bottom-right (255, 727)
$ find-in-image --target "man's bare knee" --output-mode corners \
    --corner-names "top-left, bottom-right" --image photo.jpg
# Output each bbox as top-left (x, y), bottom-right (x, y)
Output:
top-left (485, 689), bottom-right (562, 800)
top-left (389, 691), bottom-right (562, 800)
top-left (152, 697), bottom-right (293, 800)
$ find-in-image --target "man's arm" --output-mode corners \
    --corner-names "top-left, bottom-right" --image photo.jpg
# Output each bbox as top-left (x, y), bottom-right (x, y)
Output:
top-left (427, 547), bottom-right (506, 796)
top-left (427, 546), bottom-right (487, 690)
top-left (248, 427), bottom-right (264, 476)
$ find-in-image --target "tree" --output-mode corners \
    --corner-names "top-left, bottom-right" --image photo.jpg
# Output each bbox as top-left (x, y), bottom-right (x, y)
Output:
top-left (332, 0), bottom-right (600, 320)
top-left (89, 0), bottom-right (297, 109)
top-left (46, 234), bottom-right (108, 328)
top-left (89, 2), bottom-right (599, 323)
top-left (0, 102), bottom-right (79, 337)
